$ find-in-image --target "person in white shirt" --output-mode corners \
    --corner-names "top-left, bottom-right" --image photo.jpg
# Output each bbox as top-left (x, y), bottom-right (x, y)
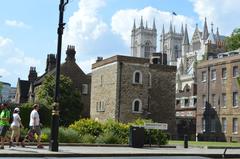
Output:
top-left (10, 107), bottom-right (24, 147)
top-left (29, 104), bottom-right (43, 148)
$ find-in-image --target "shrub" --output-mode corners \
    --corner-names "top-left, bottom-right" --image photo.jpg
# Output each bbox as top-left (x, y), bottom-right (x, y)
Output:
top-left (81, 134), bottom-right (96, 143)
top-left (69, 119), bottom-right (103, 137)
top-left (102, 119), bottom-right (129, 144)
top-left (58, 127), bottom-right (80, 143)
top-left (41, 127), bottom-right (51, 142)
top-left (96, 132), bottom-right (122, 144)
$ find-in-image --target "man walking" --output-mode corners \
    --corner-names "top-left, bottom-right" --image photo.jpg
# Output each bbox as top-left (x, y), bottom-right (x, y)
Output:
top-left (0, 103), bottom-right (10, 149)
top-left (29, 104), bottom-right (43, 148)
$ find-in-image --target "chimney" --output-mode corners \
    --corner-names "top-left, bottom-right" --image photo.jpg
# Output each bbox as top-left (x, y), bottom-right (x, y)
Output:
top-left (65, 45), bottom-right (76, 62)
top-left (28, 67), bottom-right (37, 82)
top-left (45, 54), bottom-right (56, 72)
top-left (96, 57), bottom-right (103, 62)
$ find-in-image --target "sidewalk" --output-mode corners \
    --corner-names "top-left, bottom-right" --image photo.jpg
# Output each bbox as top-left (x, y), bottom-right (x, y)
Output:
top-left (0, 145), bottom-right (240, 158)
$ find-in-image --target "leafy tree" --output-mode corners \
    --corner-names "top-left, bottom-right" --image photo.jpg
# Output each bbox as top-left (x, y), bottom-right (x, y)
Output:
top-left (36, 75), bottom-right (82, 126)
top-left (225, 28), bottom-right (240, 51)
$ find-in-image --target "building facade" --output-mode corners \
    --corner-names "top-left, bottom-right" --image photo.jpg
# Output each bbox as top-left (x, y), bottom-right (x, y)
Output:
top-left (197, 49), bottom-right (240, 142)
top-left (91, 55), bottom-right (177, 137)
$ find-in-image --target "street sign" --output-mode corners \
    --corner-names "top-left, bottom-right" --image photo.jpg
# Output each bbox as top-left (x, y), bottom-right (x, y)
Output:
top-left (144, 123), bottom-right (168, 130)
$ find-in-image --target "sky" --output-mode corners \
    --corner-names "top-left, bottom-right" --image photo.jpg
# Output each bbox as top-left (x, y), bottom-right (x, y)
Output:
top-left (0, 0), bottom-right (240, 87)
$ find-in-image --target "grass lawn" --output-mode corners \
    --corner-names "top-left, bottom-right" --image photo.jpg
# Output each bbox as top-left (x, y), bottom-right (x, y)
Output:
top-left (168, 140), bottom-right (240, 147)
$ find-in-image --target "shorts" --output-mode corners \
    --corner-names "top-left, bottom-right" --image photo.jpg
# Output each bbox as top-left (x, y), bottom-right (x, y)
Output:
top-left (0, 125), bottom-right (9, 137)
top-left (29, 126), bottom-right (41, 136)
top-left (11, 126), bottom-right (20, 137)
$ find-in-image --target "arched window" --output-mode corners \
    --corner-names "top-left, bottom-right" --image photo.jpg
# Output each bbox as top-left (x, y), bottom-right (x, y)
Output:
top-left (132, 99), bottom-right (142, 113)
top-left (133, 70), bottom-right (142, 84)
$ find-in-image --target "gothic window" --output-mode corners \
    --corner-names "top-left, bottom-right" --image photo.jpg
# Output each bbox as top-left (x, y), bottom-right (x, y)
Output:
top-left (132, 99), bottom-right (142, 113)
top-left (144, 41), bottom-right (151, 58)
top-left (133, 70), bottom-right (142, 84)
top-left (233, 92), bottom-right (238, 107)
top-left (202, 118), bottom-right (206, 132)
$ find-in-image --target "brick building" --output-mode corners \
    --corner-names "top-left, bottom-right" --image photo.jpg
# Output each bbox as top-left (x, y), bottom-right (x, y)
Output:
top-left (196, 49), bottom-right (240, 142)
top-left (90, 54), bottom-right (177, 137)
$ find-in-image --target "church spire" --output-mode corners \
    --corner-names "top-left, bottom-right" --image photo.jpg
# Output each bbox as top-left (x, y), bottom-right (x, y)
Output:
top-left (216, 27), bottom-right (220, 41)
top-left (140, 16), bottom-right (144, 29)
top-left (152, 18), bottom-right (156, 30)
top-left (207, 22), bottom-right (216, 44)
top-left (202, 17), bottom-right (209, 41)
top-left (174, 26), bottom-right (176, 33)
top-left (162, 24), bottom-right (165, 34)
top-left (183, 24), bottom-right (189, 45)
top-left (145, 20), bottom-right (148, 29)
top-left (181, 23), bottom-right (184, 35)
top-left (132, 19), bottom-right (136, 30)
top-left (169, 21), bottom-right (173, 33)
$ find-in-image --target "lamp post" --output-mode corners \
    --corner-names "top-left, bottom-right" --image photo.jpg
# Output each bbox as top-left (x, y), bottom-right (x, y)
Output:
top-left (49, 0), bottom-right (68, 152)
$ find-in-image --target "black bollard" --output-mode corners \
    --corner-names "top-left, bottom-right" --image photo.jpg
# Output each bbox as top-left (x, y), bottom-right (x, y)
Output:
top-left (184, 134), bottom-right (188, 148)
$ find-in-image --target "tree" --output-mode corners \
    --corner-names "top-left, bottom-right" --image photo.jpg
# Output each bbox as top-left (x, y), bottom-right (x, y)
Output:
top-left (36, 75), bottom-right (82, 126)
top-left (225, 28), bottom-right (240, 51)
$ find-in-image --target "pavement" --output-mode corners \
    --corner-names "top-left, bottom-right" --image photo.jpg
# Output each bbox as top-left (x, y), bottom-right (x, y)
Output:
top-left (0, 144), bottom-right (240, 158)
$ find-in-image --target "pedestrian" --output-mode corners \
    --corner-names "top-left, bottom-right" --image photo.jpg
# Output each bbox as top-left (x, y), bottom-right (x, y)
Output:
top-left (29, 104), bottom-right (43, 148)
top-left (9, 107), bottom-right (24, 147)
top-left (0, 103), bottom-right (10, 149)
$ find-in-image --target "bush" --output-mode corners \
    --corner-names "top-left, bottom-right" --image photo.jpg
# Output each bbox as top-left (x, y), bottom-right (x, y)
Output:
top-left (102, 119), bottom-right (129, 144)
top-left (69, 119), bottom-right (103, 137)
top-left (96, 132), bottom-right (122, 144)
top-left (41, 127), bottom-right (51, 142)
top-left (58, 127), bottom-right (80, 143)
top-left (81, 134), bottom-right (96, 143)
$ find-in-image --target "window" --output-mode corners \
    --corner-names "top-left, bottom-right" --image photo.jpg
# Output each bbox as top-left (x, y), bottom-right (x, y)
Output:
top-left (144, 41), bottom-right (151, 58)
top-left (222, 68), bottom-right (227, 79)
top-left (202, 118), bottom-right (206, 132)
top-left (211, 118), bottom-right (216, 132)
top-left (194, 98), bottom-right (197, 106)
top-left (202, 95), bottom-right (207, 108)
top-left (222, 118), bottom-right (227, 133)
top-left (233, 66), bottom-right (238, 77)
top-left (185, 99), bottom-right (189, 107)
top-left (233, 92), bottom-right (238, 107)
top-left (222, 93), bottom-right (226, 107)
top-left (211, 69), bottom-right (216, 80)
top-left (96, 101), bottom-right (105, 112)
top-left (233, 118), bottom-right (238, 134)
top-left (202, 71), bottom-right (207, 82)
top-left (176, 100), bottom-right (180, 105)
top-left (133, 71), bottom-right (142, 84)
top-left (82, 84), bottom-right (88, 95)
top-left (212, 94), bottom-right (216, 108)
top-left (132, 99), bottom-right (142, 113)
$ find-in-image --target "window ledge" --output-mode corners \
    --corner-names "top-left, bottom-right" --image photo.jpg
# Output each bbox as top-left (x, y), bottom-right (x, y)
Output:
top-left (232, 132), bottom-right (238, 135)
top-left (132, 111), bottom-right (143, 114)
top-left (233, 106), bottom-right (239, 108)
top-left (201, 80), bottom-right (206, 83)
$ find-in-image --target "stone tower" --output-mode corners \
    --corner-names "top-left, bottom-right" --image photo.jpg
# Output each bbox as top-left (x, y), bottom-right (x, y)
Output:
top-left (131, 17), bottom-right (157, 58)
top-left (160, 21), bottom-right (184, 66)
top-left (45, 54), bottom-right (56, 73)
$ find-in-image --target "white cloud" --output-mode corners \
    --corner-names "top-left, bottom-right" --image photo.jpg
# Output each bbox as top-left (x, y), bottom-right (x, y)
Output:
top-left (63, 0), bottom-right (108, 52)
top-left (111, 6), bottom-right (195, 47)
top-left (190, 0), bottom-right (240, 35)
top-left (5, 20), bottom-right (30, 29)
top-left (0, 36), bottom-right (41, 85)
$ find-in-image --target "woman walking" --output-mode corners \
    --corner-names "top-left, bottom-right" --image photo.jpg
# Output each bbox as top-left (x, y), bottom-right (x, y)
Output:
top-left (9, 107), bottom-right (24, 147)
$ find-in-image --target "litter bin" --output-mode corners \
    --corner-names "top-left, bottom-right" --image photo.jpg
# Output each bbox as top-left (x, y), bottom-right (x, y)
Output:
top-left (129, 126), bottom-right (144, 148)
